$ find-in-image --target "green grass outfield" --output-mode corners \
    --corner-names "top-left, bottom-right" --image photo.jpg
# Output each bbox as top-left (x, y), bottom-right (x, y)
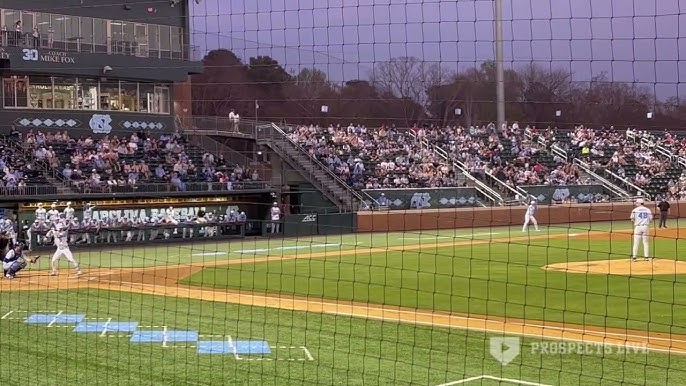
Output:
top-left (2, 221), bottom-right (686, 385)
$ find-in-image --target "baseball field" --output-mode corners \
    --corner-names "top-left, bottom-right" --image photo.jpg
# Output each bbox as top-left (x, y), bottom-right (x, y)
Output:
top-left (1, 220), bottom-right (685, 385)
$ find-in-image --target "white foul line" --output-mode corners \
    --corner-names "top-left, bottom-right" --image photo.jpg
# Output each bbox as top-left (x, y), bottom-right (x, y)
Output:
top-left (161, 325), bottom-right (168, 348)
top-left (1, 311), bottom-right (14, 320)
top-left (228, 335), bottom-right (242, 360)
top-left (100, 318), bottom-right (112, 337)
top-left (300, 346), bottom-right (314, 361)
top-left (47, 311), bottom-right (63, 328)
top-left (437, 375), bottom-right (552, 386)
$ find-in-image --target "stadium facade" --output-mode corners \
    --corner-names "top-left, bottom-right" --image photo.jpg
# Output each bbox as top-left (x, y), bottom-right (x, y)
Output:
top-left (0, 0), bottom-right (199, 135)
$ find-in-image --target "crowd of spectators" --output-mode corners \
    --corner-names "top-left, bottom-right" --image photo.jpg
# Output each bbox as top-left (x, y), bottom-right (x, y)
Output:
top-left (15, 129), bottom-right (260, 193)
top-left (0, 136), bottom-right (47, 195)
top-left (287, 124), bottom-right (460, 189)
top-left (287, 122), bottom-right (592, 193)
top-left (548, 125), bottom-right (679, 195)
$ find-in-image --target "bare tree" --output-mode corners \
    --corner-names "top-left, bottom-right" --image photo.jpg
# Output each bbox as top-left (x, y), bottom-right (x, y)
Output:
top-left (369, 57), bottom-right (449, 122)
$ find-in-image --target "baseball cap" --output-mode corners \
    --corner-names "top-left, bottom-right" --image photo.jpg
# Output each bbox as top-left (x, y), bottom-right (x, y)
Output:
top-left (636, 198), bottom-right (645, 205)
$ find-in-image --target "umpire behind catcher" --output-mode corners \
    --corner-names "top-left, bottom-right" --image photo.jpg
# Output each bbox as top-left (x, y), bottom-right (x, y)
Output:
top-left (657, 197), bottom-right (671, 229)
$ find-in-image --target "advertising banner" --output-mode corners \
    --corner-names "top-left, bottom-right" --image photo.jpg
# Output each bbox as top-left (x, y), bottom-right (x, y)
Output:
top-left (520, 185), bottom-right (609, 203)
top-left (362, 188), bottom-right (479, 210)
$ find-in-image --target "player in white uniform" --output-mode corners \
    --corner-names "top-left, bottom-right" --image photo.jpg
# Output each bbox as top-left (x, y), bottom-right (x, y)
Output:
top-left (47, 203), bottom-right (60, 225)
top-left (522, 200), bottom-right (540, 232)
top-left (47, 224), bottom-right (82, 276)
top-left (35, 203), bottom-right (47, 223)
top-left (63, 202), bottom-right (75, 220)
top-left (270, 202), bottom-right (281, 234)
top-left (630, 198), bottom-right (653, 262)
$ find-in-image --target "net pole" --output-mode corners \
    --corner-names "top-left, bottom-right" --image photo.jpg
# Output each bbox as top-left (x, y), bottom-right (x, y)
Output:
top-left (494, 0), bottom-right (506, 131)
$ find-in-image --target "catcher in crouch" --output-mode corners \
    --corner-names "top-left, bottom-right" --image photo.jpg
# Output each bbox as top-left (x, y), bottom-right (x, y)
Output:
top-left (3, 244), bottom-right (40, 279)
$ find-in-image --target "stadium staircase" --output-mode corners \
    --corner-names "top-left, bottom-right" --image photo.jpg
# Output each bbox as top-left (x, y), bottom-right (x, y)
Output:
top-left (256, 123), bottom-right (371, 212)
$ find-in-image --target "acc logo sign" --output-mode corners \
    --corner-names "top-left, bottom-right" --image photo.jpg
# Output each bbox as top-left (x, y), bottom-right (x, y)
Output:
top-left (302, 214), bottom-right (317, 223)
top-left (90, 114), bottom-right (113, 134)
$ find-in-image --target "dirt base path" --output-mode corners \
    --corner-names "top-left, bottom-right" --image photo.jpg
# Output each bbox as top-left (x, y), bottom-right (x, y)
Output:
top-left (2, 229), bottom-right (686, 356)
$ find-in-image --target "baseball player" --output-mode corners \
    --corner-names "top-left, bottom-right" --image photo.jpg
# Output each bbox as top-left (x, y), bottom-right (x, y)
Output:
top-left (522, 200), bottom-right (540, 232)
top-left (3, 244), bottom-right (40, 279)
top-left (47, 224), bottom-right (82, 276)
top-left (47, 203), bottom-right (60, 224)
top-left (63, 202), bottom-right (75, 220)
top-left (630, 198), bottom-right (653, 262)
top-left (35, 203), bottom-right (47, 223)
top-left (270, 202), bottom-right (281, 234)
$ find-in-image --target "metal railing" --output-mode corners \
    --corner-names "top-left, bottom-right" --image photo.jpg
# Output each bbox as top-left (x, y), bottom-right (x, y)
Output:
top-left (550, 144), bottom-right (568, 162)
top-left (66, 180), bottom-right (269, 195)
top-left (600, 168), bottom-right (649, 199)
top-left (412, 136), bottom-right (505, 205)
top-left (573, 158), bottom-right (632, 199)
top-left (256, 123), bottom-right (372, 211)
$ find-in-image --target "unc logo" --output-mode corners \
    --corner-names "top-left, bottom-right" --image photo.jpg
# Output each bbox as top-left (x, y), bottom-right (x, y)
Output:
top-left (552, 188), bottom-right (570, 202)
top-left (410, 192), bottom-right (431, 209)
top-left (90, 114), bottom-right (112, 134)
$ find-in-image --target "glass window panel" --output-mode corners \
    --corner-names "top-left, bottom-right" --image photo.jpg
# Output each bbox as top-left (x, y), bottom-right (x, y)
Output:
top-left (139, 83), bottom-right (154, 113)
top-left (50, 15), bottom-right (65, 42)
top-left (2, 10), bottom-right (20, 31)
top-left (154, 85), bottom-right (170, 114)
top-left (52, 77), bottom-right (76, 109)
top-left (134, 24), bottom-right (148, 57)
top-left (77, 78), bottom-right (99, 110)
top-left (99, 80), bottom-right (120, 110)
top-left (35, 13), bottom-right (50, 47)
top-left (148, 24), bottom-right (159, 58)
top-left (80, 17), bottom-right (93, 52)
top-left (109, 21), bottom-right (123, 53)
top-left (64, 16), bottom-right (79, 39)
top-left (122, 22), bottom-right (135, 55)
top-left (15, 76), bottom-right (28, 107)
top-left (28, 76), bottom-right (53, 109)
top-left (120, 82), bottom-right (138, 112)
top-left (64, 15), bottom-right (79, 51)
top-left (159, 25), bottom-right (170, 50)
top-left (3, 79), bottom-right (16, 107)
top-left (170, 26), bottom-right (181, 52)
top-left (21, 12), bottom-right (34, 30)
top-left (148, 25), bottom-right (159, 49)
top-left (93, 18), bottom-right (107, 53)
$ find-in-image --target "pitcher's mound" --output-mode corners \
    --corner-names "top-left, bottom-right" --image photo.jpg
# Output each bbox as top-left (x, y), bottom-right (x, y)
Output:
top-left (543, 259), bottom-right (686, 276)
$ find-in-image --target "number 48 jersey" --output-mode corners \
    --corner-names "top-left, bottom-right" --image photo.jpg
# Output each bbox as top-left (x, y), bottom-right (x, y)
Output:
top-left (631, 206), bottom-right (653, 226)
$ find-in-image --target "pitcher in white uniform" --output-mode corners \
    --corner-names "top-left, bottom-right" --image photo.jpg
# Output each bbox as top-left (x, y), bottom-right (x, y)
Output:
top-left (630, 198), bottom-right (653, 262)
top-left (522, 200), bottom-right (540, 232)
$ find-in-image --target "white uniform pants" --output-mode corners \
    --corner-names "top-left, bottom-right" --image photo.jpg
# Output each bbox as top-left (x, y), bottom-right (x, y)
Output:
top-left (52, 247), bottom-right (79, 272)
top-left (632, 225), bottom-right (650, 259)
top-left (523, 214), bottom-right (538, 231)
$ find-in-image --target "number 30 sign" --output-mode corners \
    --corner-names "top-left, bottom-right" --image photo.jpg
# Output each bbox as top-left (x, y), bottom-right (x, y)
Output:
top-left (22, 48), bottom-right (39, 61)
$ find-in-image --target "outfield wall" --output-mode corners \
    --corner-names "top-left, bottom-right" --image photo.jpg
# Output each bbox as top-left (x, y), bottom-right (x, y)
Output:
top-left (356, 202), bottom-right (681, 232)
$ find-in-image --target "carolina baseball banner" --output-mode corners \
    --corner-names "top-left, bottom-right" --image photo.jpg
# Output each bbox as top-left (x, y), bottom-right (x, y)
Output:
top-left (362, 187), bottom-right (479, 210)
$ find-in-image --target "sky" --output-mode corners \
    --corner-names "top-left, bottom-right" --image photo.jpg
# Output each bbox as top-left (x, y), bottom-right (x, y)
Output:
top-left (189, 0), bottom-right (686, 98)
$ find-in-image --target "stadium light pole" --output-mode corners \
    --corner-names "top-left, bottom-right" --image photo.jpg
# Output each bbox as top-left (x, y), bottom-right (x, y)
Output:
top-left (494, 0), bottom-right (506, 131)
